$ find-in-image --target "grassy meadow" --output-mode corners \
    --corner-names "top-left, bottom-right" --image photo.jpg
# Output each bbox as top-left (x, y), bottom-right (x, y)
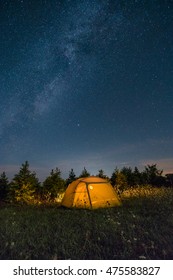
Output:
top-left (0, 186), bottom-right (173, 260)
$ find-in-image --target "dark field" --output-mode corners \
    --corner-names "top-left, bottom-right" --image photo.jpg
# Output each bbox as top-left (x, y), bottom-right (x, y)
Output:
top-left (0, 187), bottom-right (173, 260)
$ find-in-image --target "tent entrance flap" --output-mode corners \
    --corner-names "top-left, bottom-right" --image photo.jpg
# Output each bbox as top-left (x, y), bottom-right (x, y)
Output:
top-left (86, 183), bottom-right (92, 209)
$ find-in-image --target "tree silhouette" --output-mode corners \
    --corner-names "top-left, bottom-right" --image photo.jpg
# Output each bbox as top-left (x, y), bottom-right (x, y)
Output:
top-left (0, 172), bottom-right (9, 201)
top-left (133, 167), bottom-right (142, 186)
top-left (110, 168), bottom-right (119, 186)
top-left (165, 174), bottom-right (173, 187)
top-left (66, 168), bottom-right (76, 186)
top-left (43, 168), bottom-right (66, 201)
top-left (121, 167), bottom-right (134, 186)
top-left (115, 171), bottom-right (128, 194)
top-left (143, 164), bottom-right (163, 186)
top-left (79, 167), bottom-right (90, 178)
top-left (97, 169), bottom-right (107, 179)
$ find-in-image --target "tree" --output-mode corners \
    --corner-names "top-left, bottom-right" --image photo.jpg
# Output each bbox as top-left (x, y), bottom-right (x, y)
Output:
top-left (79, 167), bottom-right (90, 178)
top-left (165, 174), bottom-right (173, 187)
top-left (121, 167), bottom-right (134, 186)
top-left (0, 172), bottom-right (9, 201)
top-left (110, 168), bottom-right (119, 186)
top-left (115, 171), bottom-right (128, 194)
top-left (110, 168), bottom-right (127, 194)
top-left (133, 167), bottom-right (142, 186)
top-left (10, 161), bottom-right (40, 203)
top-left (96, 169), bottom-right (107, 179)
top-left (43, 168), bottom-right (66, 201)
top-left (66, 168), bottom-right (76, 186)
top-left (143, 164), bottom-right (163, 186)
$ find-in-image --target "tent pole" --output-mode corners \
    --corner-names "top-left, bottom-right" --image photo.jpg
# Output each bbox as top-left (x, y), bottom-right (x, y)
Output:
top-left (86, 183), bottom-right (92, 209)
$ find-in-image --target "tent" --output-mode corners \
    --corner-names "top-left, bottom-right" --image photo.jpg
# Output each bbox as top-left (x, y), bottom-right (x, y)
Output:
top-left (61, 176), bottom-right (121, 209)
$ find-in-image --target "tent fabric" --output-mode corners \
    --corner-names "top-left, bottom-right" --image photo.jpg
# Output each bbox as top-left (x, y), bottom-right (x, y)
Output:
top-left (61, 176), bottom-right (121, 209)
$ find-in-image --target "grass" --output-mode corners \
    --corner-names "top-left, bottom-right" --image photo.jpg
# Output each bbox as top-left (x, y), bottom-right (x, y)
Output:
top-left (0, 186), bottom-right (173, 260)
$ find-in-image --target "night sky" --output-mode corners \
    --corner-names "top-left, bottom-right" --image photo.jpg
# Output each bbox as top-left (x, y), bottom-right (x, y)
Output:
top-left (1, 0), bottom-right (173, 180)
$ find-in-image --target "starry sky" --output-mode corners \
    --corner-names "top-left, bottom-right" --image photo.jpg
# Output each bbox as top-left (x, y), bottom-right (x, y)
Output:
top-left (1, 0), bottom-right (173, 180)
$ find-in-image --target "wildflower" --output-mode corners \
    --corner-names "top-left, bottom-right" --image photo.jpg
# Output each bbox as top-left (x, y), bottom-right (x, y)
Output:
top-left (139, 255), bottom-right (146, 259)
top-left (133, 238), bottom-right (137, 241)
top-left (52, 254), bottom-right (58, 260)
top-left (151, 241), bottom-right (155, 249)
top-left (162, 249), bottom-right (167, 256)
top-left (141, 243), bottom-right (147, 248)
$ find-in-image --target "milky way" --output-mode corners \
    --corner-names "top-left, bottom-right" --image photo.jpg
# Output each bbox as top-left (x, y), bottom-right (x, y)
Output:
top-left (1, 0), bottom-right (173, 179)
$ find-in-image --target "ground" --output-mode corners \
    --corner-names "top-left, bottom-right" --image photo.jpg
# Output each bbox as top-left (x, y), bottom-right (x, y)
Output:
top-left (0, 187), bottom-right (172, 260)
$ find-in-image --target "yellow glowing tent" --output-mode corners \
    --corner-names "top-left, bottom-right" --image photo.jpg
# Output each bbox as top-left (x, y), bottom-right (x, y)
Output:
top-left (61, 176), bottom-right (121, 209)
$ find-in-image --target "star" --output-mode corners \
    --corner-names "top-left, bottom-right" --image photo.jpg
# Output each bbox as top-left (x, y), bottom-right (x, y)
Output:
top-left (0, 0), bottom-right (173, 180)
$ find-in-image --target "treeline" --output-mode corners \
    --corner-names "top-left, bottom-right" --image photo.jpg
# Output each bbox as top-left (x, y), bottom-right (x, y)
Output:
top-left (0, 161), bottom-right (172, 204)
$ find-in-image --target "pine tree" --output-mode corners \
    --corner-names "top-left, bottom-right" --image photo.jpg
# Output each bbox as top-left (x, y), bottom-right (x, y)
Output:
top-left (10, 161), bottom-right (40, 204)
top-left (110, 168), bottom-right (127, 194)
top-left (110, 168), bottom-right (119, 186)
top-left (79, 167), bottom-right (90, 178)
top-left (66, 168), bottom-right (76, 186)
top-left (97, 169), bottom-right (107, 179)
top-left (115, 171), bottom-right (128, 194)
top-left (143, 164), bottom-right (163, 186)
top-left (43, 168), bottom-right (66, 201)
top-left (133, 167), bottom-right (142, 186)
top-left (0, 172), bottom-right (9, 201)
top-left (121, 167), bottom-right (134, 186)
